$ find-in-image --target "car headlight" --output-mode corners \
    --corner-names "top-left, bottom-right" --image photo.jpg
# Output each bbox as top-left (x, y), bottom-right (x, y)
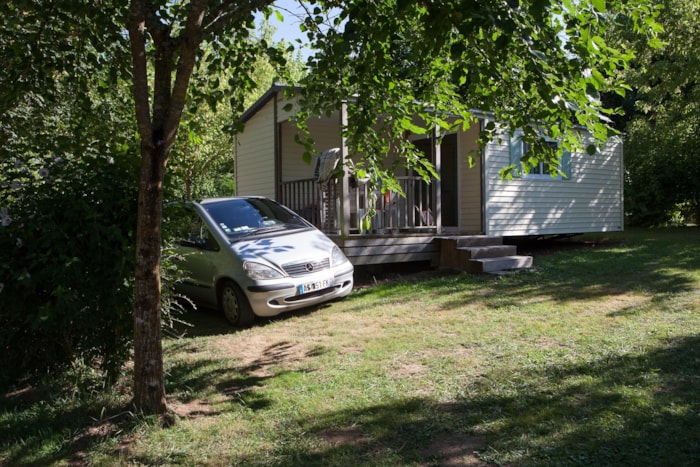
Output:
top-left (243, 261), bottom-right (285, 280)
top-left (331, 245), bottom-right (349, 267)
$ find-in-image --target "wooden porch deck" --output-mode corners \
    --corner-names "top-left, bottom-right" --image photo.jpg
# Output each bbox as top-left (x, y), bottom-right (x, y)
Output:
top-left (280, 176), bottom-right (530, 272)
top-left (330, 234), bottom-right (534, 273)
top-left (330, 234), bottom-right (440, 266)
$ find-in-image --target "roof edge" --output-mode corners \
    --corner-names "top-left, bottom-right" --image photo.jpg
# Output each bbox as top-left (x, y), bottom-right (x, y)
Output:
top-left (240, 84), bottom-right (300, 123)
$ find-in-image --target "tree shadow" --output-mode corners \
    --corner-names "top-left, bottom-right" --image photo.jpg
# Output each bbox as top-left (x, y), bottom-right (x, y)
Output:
top-left (166, 300), bottom-right (331, 339)
top-left (3, 324), bottom-right (696, 466)
top-left (0, 390), bottom-right (139, 466)
top-left (353, 232), bottom-right (700, 316)
top-left (241, 334), bottom-right (700, 465)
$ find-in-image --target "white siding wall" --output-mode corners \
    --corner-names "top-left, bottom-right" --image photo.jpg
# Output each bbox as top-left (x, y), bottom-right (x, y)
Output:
top-left (235, 97), bottom-right (276, 198)
top-left (484, 130), bottom-right (624, 236)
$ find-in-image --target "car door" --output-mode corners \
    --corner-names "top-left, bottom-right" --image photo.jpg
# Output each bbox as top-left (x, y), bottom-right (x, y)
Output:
top-left (164, 203), bottom-right (223, 306)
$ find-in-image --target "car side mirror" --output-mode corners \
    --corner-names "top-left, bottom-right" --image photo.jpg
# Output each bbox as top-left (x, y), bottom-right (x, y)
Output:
top-left (179, 237), bottom-right (206, 248)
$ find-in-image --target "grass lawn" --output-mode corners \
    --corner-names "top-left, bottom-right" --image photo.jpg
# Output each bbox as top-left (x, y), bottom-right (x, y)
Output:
top-left (2, 227), bottom-right (699, 466)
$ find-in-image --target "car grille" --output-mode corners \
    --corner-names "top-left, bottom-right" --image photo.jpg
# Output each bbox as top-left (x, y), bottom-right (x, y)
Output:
top-left (282, 258), bottom-right (330, 277)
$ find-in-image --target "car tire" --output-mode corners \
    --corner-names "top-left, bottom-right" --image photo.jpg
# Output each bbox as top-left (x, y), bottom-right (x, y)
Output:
top-left (219, 280), bottom-right (255, 328)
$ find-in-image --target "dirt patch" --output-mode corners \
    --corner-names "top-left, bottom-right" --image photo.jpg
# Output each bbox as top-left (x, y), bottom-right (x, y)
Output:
top-left (170, 399), bottom-right (217, 418)
top-left (65, 420), bottom-right (123, 466)
top-left (354, 261), bottom-right (441, 288)
top-left (318, 425), bottom-right (372, 447)
top-left (418, 433), bottom-right (490, 466)
top-left (218, 338), bottom-right (314, 377)
top-left (391, 362), bottom-right (427, 377)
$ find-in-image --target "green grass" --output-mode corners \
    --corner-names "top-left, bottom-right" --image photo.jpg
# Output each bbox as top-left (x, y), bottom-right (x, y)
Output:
top-left (2, 227), bottom-right (699, 466)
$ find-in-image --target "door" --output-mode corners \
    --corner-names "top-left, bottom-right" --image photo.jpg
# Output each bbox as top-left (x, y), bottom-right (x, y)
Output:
top-left (415, 134), bottom-right (459, 228)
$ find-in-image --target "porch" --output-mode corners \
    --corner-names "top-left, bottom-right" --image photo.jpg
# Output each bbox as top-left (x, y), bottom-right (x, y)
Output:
top-left (280, 175), bottom-right (440, 265)
top-left (280, 176), bottom-right (532, 271)
top-left (280, 175), bottom-right (438, 236)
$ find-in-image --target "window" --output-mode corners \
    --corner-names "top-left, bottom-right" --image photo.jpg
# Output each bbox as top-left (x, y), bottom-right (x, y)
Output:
top-left (510, 131), bottom-right (571, 180)
top-left (163, 203), bottom-right (220, 251)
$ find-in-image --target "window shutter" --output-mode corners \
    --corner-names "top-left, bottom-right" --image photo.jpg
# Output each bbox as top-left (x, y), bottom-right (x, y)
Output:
top-left (561, 149), bottom-right (572, 179)
top-left (509, 133), bottom-right (523, 175)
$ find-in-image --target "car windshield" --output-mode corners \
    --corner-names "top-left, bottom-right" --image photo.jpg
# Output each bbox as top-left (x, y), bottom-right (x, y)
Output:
top-left (203, 198), bottom-right (309, 238)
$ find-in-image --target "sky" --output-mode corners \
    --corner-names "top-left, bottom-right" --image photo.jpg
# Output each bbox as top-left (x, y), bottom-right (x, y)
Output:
top-left (254, 1), bottom-right (314, 58)
top-left (254, 0), bottom-right (342, 59)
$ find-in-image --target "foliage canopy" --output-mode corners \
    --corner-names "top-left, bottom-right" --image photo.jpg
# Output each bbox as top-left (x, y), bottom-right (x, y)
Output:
top-left (1, 0), bottom-right (661, 415)
top-left (618, 0), bottom-right (700, 225)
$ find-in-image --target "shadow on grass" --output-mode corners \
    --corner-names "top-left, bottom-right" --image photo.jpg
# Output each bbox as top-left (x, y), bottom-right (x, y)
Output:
top-left (242, 334), bottom-right (700, 466)
top-left (2, 330), bottom-right (697, 466)
top-left (0, 360), bottom-right (281, 465)
top-left (0, 391), bottom-right (137, 466)
top-left (348, 230), bottom-right (700, 315)
top-left (167, 295), bottom-right (336, 339)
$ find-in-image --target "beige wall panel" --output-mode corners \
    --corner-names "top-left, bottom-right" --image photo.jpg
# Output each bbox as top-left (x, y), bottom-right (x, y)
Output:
top-left (458, 124), bottom-right (483, 233)
top-left (235, 100), bottom-right (276, 198)
top-left (280, 118), bottom-right (342, 182)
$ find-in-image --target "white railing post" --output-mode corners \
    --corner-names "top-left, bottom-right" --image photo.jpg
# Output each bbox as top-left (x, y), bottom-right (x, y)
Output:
top-left (339, 101), bottom-right (350, 238)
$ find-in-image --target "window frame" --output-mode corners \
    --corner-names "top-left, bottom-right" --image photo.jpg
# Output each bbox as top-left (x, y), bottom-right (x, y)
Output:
top-left (510, 130), bottom-right (571, 180)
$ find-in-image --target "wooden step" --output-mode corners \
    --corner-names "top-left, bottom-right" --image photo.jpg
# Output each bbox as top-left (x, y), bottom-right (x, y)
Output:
top-left (438, 236), bottom-right (534, 273)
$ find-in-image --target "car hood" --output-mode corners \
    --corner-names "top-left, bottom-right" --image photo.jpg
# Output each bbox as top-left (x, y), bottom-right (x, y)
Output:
top-left (229, 228), bottom-right (337, 267)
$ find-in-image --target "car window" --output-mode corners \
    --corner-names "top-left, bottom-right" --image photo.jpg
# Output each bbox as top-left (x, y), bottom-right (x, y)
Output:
top-left (163, 203), bottom-right (220, 251)
top-left (204, 198), bottom-right (308, 238)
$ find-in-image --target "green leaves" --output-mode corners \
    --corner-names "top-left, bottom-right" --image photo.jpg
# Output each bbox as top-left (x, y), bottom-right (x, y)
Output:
top-left (297, 0), bottom-right (660, 182)
top-left (592, 0), bottom-right (607, 13)
top-left (617, 0), bottom-right (700, 225)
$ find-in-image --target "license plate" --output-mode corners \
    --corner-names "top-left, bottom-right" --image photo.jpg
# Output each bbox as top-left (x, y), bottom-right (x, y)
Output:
top-left (298, 279), bottom-right (332, 294)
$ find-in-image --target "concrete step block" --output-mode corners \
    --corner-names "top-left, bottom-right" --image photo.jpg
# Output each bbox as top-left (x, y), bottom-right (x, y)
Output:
top-left (465, 255), bottom-right (533, 273)
top-left (459, 244), bottom-right (518, 259)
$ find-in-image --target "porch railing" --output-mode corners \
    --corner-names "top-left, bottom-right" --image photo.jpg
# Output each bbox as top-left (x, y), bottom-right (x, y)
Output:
top-left (280, 176), bottom-right (436, 234)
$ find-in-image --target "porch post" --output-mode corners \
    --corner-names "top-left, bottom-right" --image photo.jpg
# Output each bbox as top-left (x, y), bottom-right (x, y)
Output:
top-left (339, 100), bottom-right (350, 238)
top-left (274, 93), bottom-right (281, 200)
top-left (433, 127), bottom-right (442, 234)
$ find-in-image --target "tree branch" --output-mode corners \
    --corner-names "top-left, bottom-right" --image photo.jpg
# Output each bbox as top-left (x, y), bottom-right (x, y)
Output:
top-left (144, 0), bottom-right (172, 46)
top-left (202, 0), bottom-right (274, 39)
top-left (128, 0), bottom-right (153, 147)
top-left (163, 0), bottom-right (209, 152)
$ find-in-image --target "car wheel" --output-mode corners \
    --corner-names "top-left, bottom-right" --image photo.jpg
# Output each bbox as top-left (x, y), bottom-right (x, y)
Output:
top-left (219, 280), bottom-right (254, 328)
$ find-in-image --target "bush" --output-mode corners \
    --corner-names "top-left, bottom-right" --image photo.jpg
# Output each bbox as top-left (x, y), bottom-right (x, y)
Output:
top-left (0, 150), bottom-right (139, 386)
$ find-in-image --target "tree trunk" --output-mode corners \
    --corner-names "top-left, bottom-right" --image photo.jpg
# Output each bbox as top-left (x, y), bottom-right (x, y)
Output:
top-left (127, 0), bottom-right (238, 416)
top-left (132, 139), bottom-right (168, 414)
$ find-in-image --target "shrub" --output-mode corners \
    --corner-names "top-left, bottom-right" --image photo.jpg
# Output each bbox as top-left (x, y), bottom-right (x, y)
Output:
top-left (0, 150), bottom-right (139, 386)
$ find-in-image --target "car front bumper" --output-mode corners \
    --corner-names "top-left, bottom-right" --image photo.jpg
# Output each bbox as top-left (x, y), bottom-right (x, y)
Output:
top-left (244, 263), bottom-right (354, 317)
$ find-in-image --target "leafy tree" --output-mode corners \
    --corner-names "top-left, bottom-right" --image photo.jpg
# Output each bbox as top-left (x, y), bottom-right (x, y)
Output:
top-left (0, 79), bottom-right (139, 386)
top-left (167, 21), bottom-right (307, 201)
top-left (0, 1), bottom-right (139, 385)
top-left (297, 0), bottom-right (661, 186)
top-left (167, 103), bottom-right (238, 200)
top-left (126, 0), bottom-right (659, 415)
top-left (126, 0), bottom-right (300, 414)
top-left (617, 0), bottom-right (700, 225)
top-left (2, 0), bottom-right (660, 415)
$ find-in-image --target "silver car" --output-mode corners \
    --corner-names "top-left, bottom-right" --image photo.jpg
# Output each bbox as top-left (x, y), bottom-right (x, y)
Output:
top-left (164, 197), bottom-right (354, 327)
